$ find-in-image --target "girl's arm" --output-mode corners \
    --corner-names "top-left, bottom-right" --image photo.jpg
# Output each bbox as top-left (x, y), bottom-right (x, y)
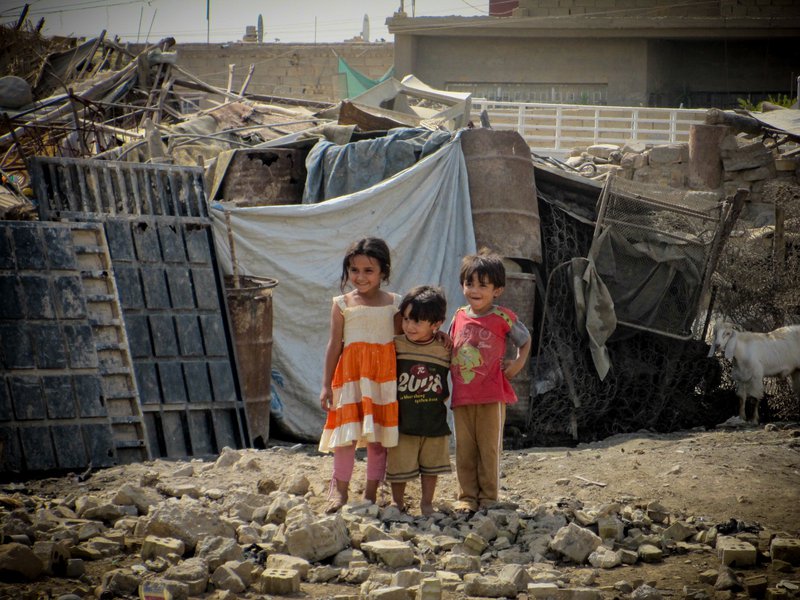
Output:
top-left (319, 302), bottom-right (345, 411)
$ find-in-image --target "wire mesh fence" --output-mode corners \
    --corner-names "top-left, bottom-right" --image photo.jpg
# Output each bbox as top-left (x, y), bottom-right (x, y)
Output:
top-left (711, 179), bottom-right (800, 421)
top-left (528, 196), bottom-right (726, 446)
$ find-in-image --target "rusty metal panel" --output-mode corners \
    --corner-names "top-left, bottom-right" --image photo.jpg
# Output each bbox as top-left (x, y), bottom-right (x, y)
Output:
top-left (0, 221), bottom-right (148, 473)
top-left (225, 276), bottom-right (277, 449)
top-left (29, 157), bottom-right (249, 459)
top-left (30, 158), bottom-right (207, 221)
top-left (217, 148), bottom-right (306, 206)
top-left (461, 128), bottom-right (542, 263)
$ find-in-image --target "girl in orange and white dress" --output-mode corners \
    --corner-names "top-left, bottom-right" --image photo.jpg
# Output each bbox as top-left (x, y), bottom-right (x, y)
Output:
top-left (318, 237), bottom-right (401, 512)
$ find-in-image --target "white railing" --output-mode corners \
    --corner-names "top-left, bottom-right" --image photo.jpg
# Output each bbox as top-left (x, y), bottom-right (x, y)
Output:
top-left (471, 99), bottom-right (708, 157)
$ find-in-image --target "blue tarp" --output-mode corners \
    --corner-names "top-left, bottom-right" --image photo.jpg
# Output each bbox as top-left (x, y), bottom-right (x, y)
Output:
top-left (303, 128), bottom-right (452, 203)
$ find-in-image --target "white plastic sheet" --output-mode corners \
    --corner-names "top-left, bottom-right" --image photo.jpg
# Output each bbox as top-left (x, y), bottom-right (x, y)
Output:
top-left (211, 136), bottom-right (475, 440)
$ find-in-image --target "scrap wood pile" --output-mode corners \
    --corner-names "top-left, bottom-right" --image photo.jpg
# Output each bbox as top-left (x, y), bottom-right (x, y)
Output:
top-left (0, 19), bottom-right (334, 220)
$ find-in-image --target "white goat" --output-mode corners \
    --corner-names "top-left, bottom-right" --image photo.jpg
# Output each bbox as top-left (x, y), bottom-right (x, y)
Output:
top-left (708, 322), bottom-right (800, 423)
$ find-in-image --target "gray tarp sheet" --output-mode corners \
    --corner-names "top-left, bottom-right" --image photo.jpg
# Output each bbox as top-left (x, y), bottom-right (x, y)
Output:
top-left (211, 135), bottom-right (475, 440)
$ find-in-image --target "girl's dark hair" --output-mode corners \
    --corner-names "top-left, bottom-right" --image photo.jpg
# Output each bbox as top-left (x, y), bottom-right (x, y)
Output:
top-left (459, 249), bottom-right (505, 288)
top-left (399, 285), bottom-right (447, 324)
top-left (340, 237), bottom-right (391, 292)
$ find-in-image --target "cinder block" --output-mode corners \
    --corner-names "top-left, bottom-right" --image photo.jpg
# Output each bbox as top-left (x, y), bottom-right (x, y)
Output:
top-left (765, 588), bottom-right (789, 600)
top-left (717, 535), bottom-right (757, 567)
top-left (260, 568), bottom-right (300, 595)
top-left (770, 538), bottom-right (800, 565)
top-left (744, 575), bottom-right (768, 598)
top-left (528, 583), bottom-right (560, 599)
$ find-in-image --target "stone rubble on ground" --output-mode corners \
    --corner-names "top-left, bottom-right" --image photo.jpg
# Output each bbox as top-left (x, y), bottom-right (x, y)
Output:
top-left (562, 133), bottom-right (799, 226)
top-left (0, 446), bottom-right (798, 599)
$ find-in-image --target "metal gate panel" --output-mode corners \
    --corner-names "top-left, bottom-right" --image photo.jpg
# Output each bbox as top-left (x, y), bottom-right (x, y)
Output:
top-left (30, 157), bottom-right (248, 459)
top-left (0, 221), bottom-right (148, 473)
top-left (32, 158), bottom-right (207, 221)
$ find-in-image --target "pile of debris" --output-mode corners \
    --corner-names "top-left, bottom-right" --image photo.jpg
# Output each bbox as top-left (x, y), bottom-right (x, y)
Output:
top-left (0, 20), bottom-right (339, 219)
top-left (0, 17), bottom-right (473, 223)
top-left (1, 444), bottom-right (799, 599)
top-left (557, 108), bottom-right (799, 220)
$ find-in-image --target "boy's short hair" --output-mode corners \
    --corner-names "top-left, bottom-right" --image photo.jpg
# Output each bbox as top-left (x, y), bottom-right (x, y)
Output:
top-left (459, 250), bottom-right (506, 288)
top-left (399, 285), bottom-right (447, 324)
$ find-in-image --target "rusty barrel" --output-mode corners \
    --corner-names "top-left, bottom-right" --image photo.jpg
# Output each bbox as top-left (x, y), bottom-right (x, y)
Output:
top-left (225, 275), bottom-right (278, 448)
top-left (501, 271), bottom-right (537, 429)
top-left (461, 128), bottom-right (541, 262)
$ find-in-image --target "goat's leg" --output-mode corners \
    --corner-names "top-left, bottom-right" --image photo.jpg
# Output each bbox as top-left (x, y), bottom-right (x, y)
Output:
top-left (790, 370), bottom-right (800, 398)
top-left (749, 377), bottom-right (765, 424)
top-left (737, 387), bottom-right (749, 421)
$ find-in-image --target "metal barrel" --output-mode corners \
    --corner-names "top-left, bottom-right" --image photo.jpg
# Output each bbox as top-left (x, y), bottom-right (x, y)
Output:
top-left (460, 128), bottom-right (542, 263)
top-left (224, 275), bottom-right (278, 448)
top-left (501, 271), bottom-right (537, 428)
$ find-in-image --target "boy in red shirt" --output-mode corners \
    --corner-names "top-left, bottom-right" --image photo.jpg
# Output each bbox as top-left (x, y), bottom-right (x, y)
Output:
top-left (449, 251), bottom-right (531, 513)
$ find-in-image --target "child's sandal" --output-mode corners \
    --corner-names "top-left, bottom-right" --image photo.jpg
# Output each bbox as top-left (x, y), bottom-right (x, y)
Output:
top-left (324, 497), bottom-right (346, 514)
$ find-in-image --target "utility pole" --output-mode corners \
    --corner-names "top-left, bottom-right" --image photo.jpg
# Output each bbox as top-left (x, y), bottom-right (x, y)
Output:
top-left (206, 0), bottom-right (210, 44)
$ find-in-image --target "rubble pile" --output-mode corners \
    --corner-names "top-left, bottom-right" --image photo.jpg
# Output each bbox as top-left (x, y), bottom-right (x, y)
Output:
top-left (560, 127), bottom-right (798, 221)
top-left (0, 21), bottom-right (332, 220)
top-left (1, 445), bottom-right (799, 600)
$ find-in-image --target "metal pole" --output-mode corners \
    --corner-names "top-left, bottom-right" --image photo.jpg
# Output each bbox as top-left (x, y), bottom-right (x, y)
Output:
top-left (206, 0), bottom-right (210, 44)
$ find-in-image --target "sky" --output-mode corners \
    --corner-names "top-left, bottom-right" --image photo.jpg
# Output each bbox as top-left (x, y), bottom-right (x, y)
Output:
top-left (0, 0), bottom-right (489, 44)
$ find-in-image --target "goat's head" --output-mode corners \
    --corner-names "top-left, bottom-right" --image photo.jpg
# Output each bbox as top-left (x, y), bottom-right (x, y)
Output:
top-left (708, 322), bottom-right (737, 359)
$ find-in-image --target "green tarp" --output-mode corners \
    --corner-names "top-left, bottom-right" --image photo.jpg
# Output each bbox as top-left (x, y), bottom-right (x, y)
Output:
top-left (337, 56), bottom-right (394, 99)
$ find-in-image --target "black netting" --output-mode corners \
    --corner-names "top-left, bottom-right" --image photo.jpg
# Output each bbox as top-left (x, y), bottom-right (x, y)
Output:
top-left (527, 193), bottom-right (729, 445)
top-left (712, 179), bottom-right (800, 421)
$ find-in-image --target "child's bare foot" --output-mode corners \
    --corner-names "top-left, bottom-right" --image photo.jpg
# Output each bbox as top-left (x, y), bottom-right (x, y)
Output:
top-left (364, 479), bottom-right (380, 504)
top-left (393, 502), bottom-right (407, 513)
top-left (420, 503), bottom-right (434, 516)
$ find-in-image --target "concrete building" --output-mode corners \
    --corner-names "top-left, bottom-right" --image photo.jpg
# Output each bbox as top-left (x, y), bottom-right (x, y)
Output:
top-left (387, 0), bottom-right (800, 108)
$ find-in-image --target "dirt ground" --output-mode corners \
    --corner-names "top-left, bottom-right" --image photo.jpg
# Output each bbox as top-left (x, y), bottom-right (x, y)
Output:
top-left (2, 422), bottom-right (800, 599)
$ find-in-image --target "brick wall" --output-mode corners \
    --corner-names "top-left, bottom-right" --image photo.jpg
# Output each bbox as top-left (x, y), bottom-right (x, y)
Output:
top-left (148, 42), bottom-right (394, 103)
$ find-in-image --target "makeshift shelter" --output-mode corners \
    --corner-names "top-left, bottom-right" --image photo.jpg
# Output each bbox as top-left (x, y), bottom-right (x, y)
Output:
top-left (210, 134), bottom-right (475, 440)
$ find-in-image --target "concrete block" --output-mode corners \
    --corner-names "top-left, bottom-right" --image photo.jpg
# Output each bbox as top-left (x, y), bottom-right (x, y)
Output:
top-left (260, 568), bottom-right (300, 594)
top-left (649, 144), bottom-right (686, 165)
top-left (744, 575), bottom-right (768, 598)
top-left (418, 577), bottom-right (442, 600)
top-left (266, 553), bottom-right (310, 579)
top-left (141, 535), bottom-right (185, 560)
top-left (597, 516), bottom-right (624, 541)
top-left (770, 538), bottom-right (800, 565)
top-left (717, 536), bottom-right (757, 567)
top-left (463, 532), bottom-right (488, 555)
top-left (528, 583), bottom-right (560, 599)
top-left (638, 543), bottom-right (663, 563)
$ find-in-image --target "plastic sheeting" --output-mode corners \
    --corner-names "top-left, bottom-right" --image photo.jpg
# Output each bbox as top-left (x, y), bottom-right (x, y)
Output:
top-left (303, 128), bottom-right (452, 203)
top-left (210, 135), bottom-right (475, 440)
top-left (337, 56), bottom-right (394, 99)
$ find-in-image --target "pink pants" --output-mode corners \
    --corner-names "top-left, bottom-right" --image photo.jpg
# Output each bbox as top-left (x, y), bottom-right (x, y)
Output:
top-left (332, 442), bottom-right (387, 482)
